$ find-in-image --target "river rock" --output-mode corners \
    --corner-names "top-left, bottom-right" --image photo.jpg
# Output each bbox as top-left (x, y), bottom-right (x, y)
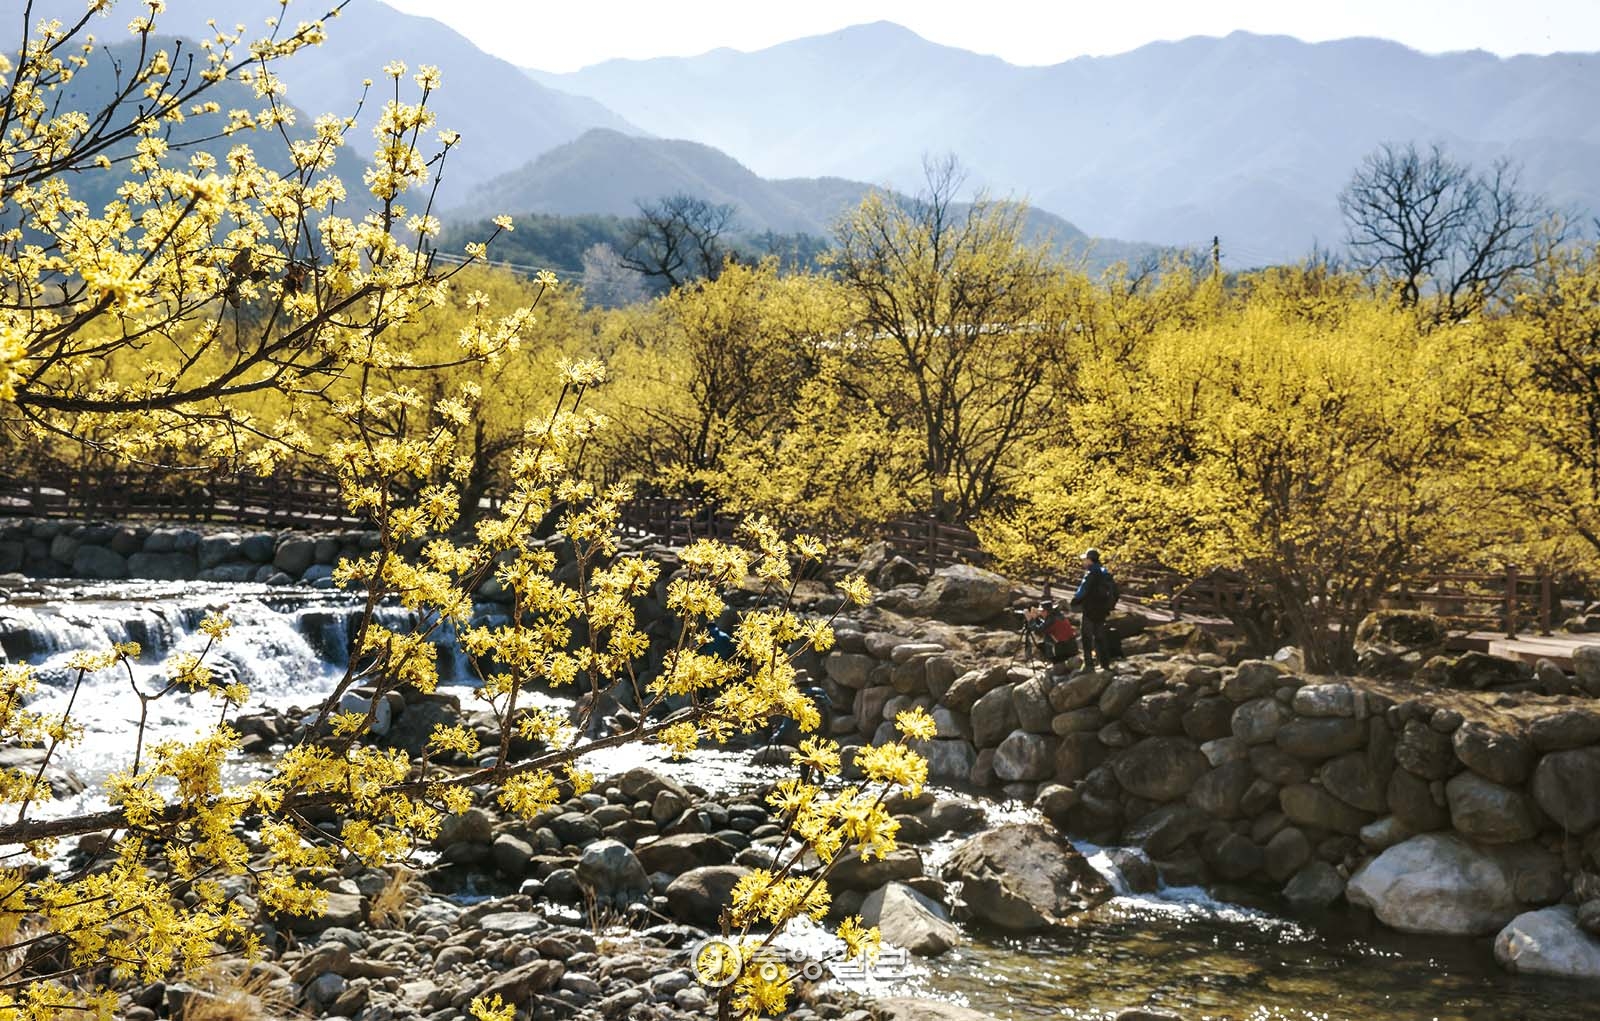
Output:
top-left (1123, 692), bottom-right (1186, 736)
top-left (1098, 674), bottom-right (1143, 717)
top-left (1123, 804), bottom-right (1210, 857)
top-left (433, 807), bottom-right (493, 849)
top-left (1187, 760), bottom-right (1255, 819)
top-left (1051, 669), bottom-right (1112, 712)
top-left (943, 823), bottom-right (1112, 931)
top-left (875, 998), bottom-right (1005, 1021)
top-left (1231, 698), bottom-right (1290, 745)
top-left (665, 865), bottom-right (751, 927)
top-left (830, 848), bottom-right (924, 891)
top-left (127, 551), bottom-right (196, 581)
top-left (860, 882), bottom-right (962, 957)
top-left (1529, 710), bottom-right (1600, 751)
top-left (1575, 645), bottom-right (1600, 696)
top-left (1279, 784), bottom-right (1373, 834)
top-left (619, 766), bottom-right (690, 804)
top-left (1387, 768), bottom-right (1450, 831)
top-left (1319, 751), bottom-right (1390, 814)
top-left (1494, 905), bottom-right (1600, 979)
top-left (919, 739), bottom-right (979, 783)
top-left (1446, 772), bottom-right (1539, 843)
top-left (1182, 697), bottom-right (1235, 742)
top-left (72, 545), bottom-right (126, 579)
top-left (269, 538), bottom-right (313, 576)
top-left (1276, 717), bottom-right (1366, 759)
top-left (1264, 827), bottom-right (1312, 882)
top-left (1223, 661), bottom-right (1283, 701)
top-left (1452, 723), bottom-right (1535, 786)
top-left (827, 653), bottom-right (876, 689)
top-left (577, 839), bottom-right (650, 908)
top-left (636, 833), bottom-right (733, 875)
top-left (1110, 738), bottom-right (1208, 803)
top-left (1346, 833), bottom-right (1523, 934)
top-left (288, 891), bottom-right (364, 933)
top-left (1293, 683), bottom-right (1356, 718)
top-left (1283, 861), bottom-right (1346, 909)
top-left (971, 685), bottom-right (1019, 749)
top-left (993, 730), bottom-right (1055, 782)
top-left (1531, 747), bottom-right (1600, 834)
top-left (909, 565), bottom-right (1012, 624)
top-left (474, 958), bottom-right (565, 1004)
top-left (1396, 719), bottom-right (1458, 779)
top-left (1012, 677), bottom-right (1053, 733)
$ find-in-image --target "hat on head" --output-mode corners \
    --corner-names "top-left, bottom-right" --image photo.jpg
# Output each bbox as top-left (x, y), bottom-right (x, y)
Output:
top-left (1082, 548), bottom-right (1100, 562)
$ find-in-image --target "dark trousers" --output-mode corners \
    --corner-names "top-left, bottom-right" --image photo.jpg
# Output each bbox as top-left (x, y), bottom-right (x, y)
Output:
top-left (1081, 614), bottom-right (1113, 670)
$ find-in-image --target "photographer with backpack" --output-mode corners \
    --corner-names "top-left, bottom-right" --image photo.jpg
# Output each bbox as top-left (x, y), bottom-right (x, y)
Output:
top-left (1070, 548), bottom-right (1120, 673)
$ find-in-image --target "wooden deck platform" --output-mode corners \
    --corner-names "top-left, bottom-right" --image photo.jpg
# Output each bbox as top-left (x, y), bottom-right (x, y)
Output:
top-left (1450, 631), bottom-right (1599, 671)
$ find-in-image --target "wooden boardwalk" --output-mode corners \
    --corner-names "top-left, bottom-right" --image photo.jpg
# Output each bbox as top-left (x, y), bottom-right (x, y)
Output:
top-left (1452, 631), bottom-right (1599, 670)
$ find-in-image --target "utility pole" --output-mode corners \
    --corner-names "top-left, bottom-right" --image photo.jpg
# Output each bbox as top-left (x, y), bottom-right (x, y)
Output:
top-left (1211, 235), bottom-right (1222, 278)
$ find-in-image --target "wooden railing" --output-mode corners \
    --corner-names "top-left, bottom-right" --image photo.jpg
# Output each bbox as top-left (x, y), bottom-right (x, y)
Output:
top-left (0, 467), bottom-right (362, 529)
top-left (2, 474), bottom-right (1570, 637)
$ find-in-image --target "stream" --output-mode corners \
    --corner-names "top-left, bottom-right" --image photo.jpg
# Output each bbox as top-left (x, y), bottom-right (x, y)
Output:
top-left (2, 580), bottom-right (1598, 1019)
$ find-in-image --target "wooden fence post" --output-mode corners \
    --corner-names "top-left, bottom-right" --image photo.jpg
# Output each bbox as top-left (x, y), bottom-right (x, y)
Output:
top-left (1540, 571), bottom-right (1553, 636)
top-left (1504, 565), bottom-right (1519, 639)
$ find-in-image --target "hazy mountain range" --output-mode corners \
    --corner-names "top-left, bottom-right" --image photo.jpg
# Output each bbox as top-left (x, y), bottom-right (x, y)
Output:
top-left (35, 0), bottom-right (633, 196)
top-left (530, 22), bottom-right (1600, 264)
top-left (24, 3), bottom-right (1599, 265)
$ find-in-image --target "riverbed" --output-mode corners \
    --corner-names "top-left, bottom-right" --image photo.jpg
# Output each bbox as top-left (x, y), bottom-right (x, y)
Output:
top-left (4, 579), bottom-right (1599, 1020)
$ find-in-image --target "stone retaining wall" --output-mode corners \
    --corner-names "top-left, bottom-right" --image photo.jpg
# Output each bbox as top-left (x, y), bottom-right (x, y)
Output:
top-left (820, 612), bottom-right (1600, 958)
top-left (0, 517), bottom-right (382, 587)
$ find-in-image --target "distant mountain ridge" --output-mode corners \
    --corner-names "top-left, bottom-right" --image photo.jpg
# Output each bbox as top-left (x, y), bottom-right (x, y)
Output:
top-left (529, 24), bottom-right (1600, 263)
top-left (33, 0), bottom-right (638, 200)
top-left (450, 128), bottom-right (1156, 269)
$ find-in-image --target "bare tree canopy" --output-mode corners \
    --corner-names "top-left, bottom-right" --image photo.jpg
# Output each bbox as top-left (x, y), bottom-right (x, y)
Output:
top-left (1339, 141), bottom-right (1556, 319)
top-left (620, 193), bottom-right (738, 289)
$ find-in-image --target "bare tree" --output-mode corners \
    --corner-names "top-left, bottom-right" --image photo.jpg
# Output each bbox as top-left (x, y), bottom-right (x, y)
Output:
top-left (580, 242), bottom-right (647, 308)
top-left (1339, 142), bottom-right (1553, 319)
top-left (620, 193), bottom-right (738, 289)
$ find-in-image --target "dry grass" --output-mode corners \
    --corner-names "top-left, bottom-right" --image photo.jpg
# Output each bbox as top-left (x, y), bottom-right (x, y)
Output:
top-left (367, 866), bottom-right (418, 930)
top-left (181, 967), bottom-right (298, 1021)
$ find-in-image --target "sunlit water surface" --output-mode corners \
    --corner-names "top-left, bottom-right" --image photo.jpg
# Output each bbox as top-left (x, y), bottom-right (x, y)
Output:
top-left (5, 580), bottom-right (1600, 1019)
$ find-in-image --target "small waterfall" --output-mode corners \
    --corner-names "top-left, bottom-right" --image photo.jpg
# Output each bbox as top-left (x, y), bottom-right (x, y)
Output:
top-left (0, 582), bottom-right (378, 788)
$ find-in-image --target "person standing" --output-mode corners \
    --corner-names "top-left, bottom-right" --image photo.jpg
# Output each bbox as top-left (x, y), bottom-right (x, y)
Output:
top-left (1070, 548), bottom-right (1119, 673)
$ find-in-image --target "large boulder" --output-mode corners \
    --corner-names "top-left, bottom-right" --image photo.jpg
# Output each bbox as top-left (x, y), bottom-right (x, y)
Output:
top-left (1111, 738), bottom-right (1208, 802)
top-left (993, 730), bottom-right (1055, 782)
top-left (665, 865), bottom-right (751, 927)
top-left (943, 823), bottom-right (1112, 932)
top-left (860, 882), bottom-right (962, 957)
top-left (1494, 906), bottom-right (1600, 979)
top-left (971, 685), bottom-right (1019, 749)
top-left (474, 958), bottom-right (565, 1005)
top-left (1345, 834), bottom-right (1527, 935)
top-left (71, 545), bottom-right (127, 580)
top-left (1275, 717), bottom-right (1366, 759)
top-left (829, 848), bottom-right (924, 891)
top-left (1445, 772), bottom-right (1539, 843)
top-left (1575, 645), bottom-right (1600, 696)
top-left (576, 839), bottom-right (650, 909)
top-left (1231, 698), bottom-right (1291, 745)
top-left (1279, 784), bottom-right (1373, 835)
top-left (1530, 747), bottom-right (1600, 834)
top-left (1355, 609), bottom-right (1448, 650)
top-left (1452, 723), bottom-right (1535, 786)
top-left (636, 833), bottom-right (734, 876)
top-left (909, 565), bottom-right (1013, 624)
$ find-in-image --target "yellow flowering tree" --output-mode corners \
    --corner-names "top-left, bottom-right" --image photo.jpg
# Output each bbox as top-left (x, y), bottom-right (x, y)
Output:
top-left (981, 279), bottom-right (1515, 671)
top-left (0, 4), bottom-right (920, 1019)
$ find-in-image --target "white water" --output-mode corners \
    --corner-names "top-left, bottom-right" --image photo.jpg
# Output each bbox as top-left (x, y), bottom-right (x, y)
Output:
top-left (0, 581), bottom-right (445, 814)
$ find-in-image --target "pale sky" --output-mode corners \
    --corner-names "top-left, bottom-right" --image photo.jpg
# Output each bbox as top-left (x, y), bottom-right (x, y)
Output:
top-left (379, 0), bottom-right (1600, 72)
